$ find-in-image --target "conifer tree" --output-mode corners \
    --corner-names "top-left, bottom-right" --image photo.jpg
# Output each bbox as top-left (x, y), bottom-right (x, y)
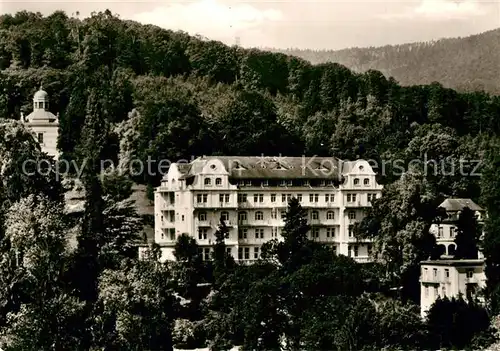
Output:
top-left (212, 217), bottom-right (235, 286)
top-left (454, 207), bottom-right (481, 259)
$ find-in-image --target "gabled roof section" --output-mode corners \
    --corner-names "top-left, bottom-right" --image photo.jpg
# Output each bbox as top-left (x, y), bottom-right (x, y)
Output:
top-left (179, 156), bottom-right (343, 179)
top-left (439, 198), bottom-right (483, 212)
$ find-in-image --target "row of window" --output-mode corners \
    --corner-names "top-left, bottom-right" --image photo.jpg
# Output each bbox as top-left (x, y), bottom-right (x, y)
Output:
top-left (197, 244), bottom-right (370, 261)
top-left (423, 267), bottom-right (474, 280)
top-left (234, 178), bottom-right (373, 187)
top-left (195, 193), bottom-right (378, 204)
top-left (437, 226), bottom-right (456, 239)
top-left (196, 209), bottom-right (359, 222)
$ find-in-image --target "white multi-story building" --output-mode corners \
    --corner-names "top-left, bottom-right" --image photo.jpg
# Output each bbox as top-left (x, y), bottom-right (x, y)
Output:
top-left (420, 259), bottom-right (486, 318)
top-left (146, 156), bottom-right (383, 263)
top-left (429, 198), bottom-right (485, 258)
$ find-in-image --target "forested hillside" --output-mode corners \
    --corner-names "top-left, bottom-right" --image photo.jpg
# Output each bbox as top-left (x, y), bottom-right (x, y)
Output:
top-left (274, 28), bottom-right (500, 95)
top-left (2, 9), bottom-right (500, 350)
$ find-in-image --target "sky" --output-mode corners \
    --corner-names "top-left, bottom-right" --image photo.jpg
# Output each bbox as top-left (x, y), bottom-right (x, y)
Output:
top-left (1, 0), bottom-right (500, 50)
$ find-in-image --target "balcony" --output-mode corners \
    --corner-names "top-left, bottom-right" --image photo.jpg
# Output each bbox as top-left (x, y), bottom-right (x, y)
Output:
top-left (160, 221), bottom-right (175, 229)
top-left (354, 256), bottom-right (373, 263)
top-left (159, 203), bottom-right (175, 211)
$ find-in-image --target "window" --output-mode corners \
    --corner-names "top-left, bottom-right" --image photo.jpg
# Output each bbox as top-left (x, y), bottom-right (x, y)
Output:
top-left (238, 248), bottom-right (243, 260)
top-left (255, 211), bottom-right (264, 220)
top-left (348, 211), bottom-right (356, 220)
top-left (244, 247), bottom-right (250, 259)
top-left (254, 194), bottom-right (259, 203)
top-left (367, 193), bottom-right (377, 202)
top-left (281, 211), bottom-right (286, 218)
top-left (181, 215), bottom-right (185, 221)
top-left (287, 180), bottom-right (292, 186)
top-left (238, 180), bottom-right (245, 187)
top-left (226, 247), bottom-right (232, 256)
top-left (272, 227), bottom-right (278, 237)
top-left (282, 194), bottom-right (286, 202)
top-left (438, 227), bottom-right (443, 238)
top-left (219, 194), bottom-right (230, 203)
top-left (238, 194), bottom-right (247, 203)
top-left (297, 194), bottom-right (302, 202)
top-left (348, 225), bottom-right (354, 237)
top-left (442, 286), bottom-right (446, 297)
top-left (326, 228), bottom-right (334, 237)
top-left (271, 194), bottom-right (276, 202)
top-left (258, 194), bottom-right (263, 202)
top-left (311, 211), bottom-right (319, 220)
top-left (367, 244), bottom-right (372, 256)
top-left (254, 247), bottom-right (260, 259)
top-left (238, 229), bottom-right (247, 239)
top-left (424, 268), bottom-right (428, 279)
top-left (364, 178), bottom-right (369, 186)
top-left (262, 180), bottom-right (269, 187)
top-left (221, 211), bottom-right (229, 221)
top-left (198, 228), bottom-right (208, 240)
top-left (255, 229), bottom-right (264, 239)
top-left (325, 194), bottom-right (334, 202)
top-left (309, 194), bottom-right (319, 203)
top-left (311, 228), bottom-right (320, 238)
top-left (445, 269), bottom-right (450, 280)
top-left (433, 268), bottom-right (437, 278)
top-left (332, 245), bottom-right (337, 254)
top-left (238, 212), bottom-right (247, 221)
top-left (353, 245), bottom-right (359, 257)
top-left (216, 178), bottom-right (222, 186)
top-left (450, 227), bottom-right (456, 238)
top-left (425, 287), bottom-right (429, 297)
top-left (37, 133), bottom-right (44, 144)
top-left (354, 178), bottom-right (360, 186)
top-left (197, 194), bottom-right (208, 203)
top-left (203, 248), bottom-right (210, 261)
top-left (271, 210), bottom-right (277, 219)
top-left (282, 194), bottom-right (291, 203)
top-left (319, 180), bottom-right (326, 186)
top-left (204, 178), bottom-right (211, 186)
top-left (170, 229), bottom-right (175, 240)
top-left (347, 194), bottom-right (356, 203)
top-left (466, 270), bottom-right (474, 279)
top-left (327, 211), bottom-right (335, 220)
top-left (246, 180), bottom-right (252, 186)
top-left (280, 180), bottom-right (286, 186)
top-left (304, 180), bottom-right (310, 186)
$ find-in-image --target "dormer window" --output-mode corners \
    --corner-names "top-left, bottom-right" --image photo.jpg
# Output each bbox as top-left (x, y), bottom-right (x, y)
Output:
top-left (354, 178), bottom-right (360, 186)
top-left (37, 133), bottom-right (44, 144)
top-left (279, 180), bottom-right (286, 187)
top-left (364, 178), bottom-right (369, 186)
top-left (276, 163), bottom-right (282, 169)
top-left (304, 180), bottom-right (310, 186)
top-left (262, 180), bottom-right (268, 187)
top-left (204, 178), bottom-right (211, 186)
top-left (287, 180), bottom-right (292, 186)
top-left (215, 178), bottom-right (222, 186)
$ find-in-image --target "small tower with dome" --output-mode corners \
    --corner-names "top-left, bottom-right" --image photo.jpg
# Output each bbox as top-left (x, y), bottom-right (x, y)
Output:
top-left (21, 85), bottom-right (60, 159)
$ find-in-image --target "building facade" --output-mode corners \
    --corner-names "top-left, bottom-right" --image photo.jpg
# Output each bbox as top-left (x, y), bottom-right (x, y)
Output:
top-left (420, 259), bottom-right (486, 318)
top-left (21, 86), bottom-right (60, 159)
top-left (429, 198), bottom-right (485, 258)
top-left (147, 156), bottom-right (383, 263)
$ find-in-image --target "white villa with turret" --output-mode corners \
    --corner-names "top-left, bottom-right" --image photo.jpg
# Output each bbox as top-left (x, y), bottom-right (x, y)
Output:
top-left (21, 86), bottom-right (60, 159)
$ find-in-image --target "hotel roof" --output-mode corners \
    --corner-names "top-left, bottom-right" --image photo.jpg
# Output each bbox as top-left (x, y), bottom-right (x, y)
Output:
top-left (439, 198), bottom-right (483, 212)
top-left (177, 156), bottom-right (349, 180)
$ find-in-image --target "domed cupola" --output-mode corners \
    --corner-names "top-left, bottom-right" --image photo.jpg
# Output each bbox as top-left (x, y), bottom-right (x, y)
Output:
top-left (25, 85), bottom-right (57, 123)
top-left (33, 85), bottom-right (49, 111)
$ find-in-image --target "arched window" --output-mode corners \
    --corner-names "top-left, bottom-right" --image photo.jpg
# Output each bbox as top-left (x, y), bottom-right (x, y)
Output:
top-left (311, 210), bottom-right (319, 220)
top-left (327, 211), bottom-right (334, 220)
top-left (215, 178), bottom-right (222, 186)
top-left (255, 211), bottom-right (263, 220)
top-left (354, 178), bottom-right (360, 186)
top-left (221, 211), bottom-right (229, 221)
top-left (364, 178), bottom-right (369, 186)
top-left (238, 211), bottom-right (247, 220)
top-left (204, 178), bottom-right (211, 186)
